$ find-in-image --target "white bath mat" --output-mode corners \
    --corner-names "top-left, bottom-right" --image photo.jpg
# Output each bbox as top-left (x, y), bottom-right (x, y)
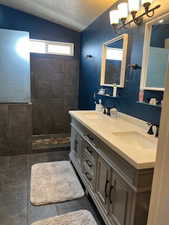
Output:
top-left (31, 210), bottom-right (97, 225)
top-left (31, 161), bottom-right (84, 205)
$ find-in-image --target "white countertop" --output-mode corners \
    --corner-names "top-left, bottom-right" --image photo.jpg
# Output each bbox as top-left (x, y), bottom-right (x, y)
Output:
top-left (69, 110), bottom-right (158, 169)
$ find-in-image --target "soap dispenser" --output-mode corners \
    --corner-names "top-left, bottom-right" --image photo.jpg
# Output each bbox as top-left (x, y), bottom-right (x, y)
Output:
top-left (95, 99), bottom-right (103, 112)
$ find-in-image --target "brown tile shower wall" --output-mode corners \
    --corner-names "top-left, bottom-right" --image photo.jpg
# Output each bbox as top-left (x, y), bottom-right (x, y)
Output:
top-left (0, 103), bottom-right (32, 155)
top-left (31, 54), bottom-right (79, 135)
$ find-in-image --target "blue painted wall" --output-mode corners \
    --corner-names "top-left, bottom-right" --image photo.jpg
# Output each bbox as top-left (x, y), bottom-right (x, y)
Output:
top-left (79, 6), bottom-right (162, 125)
top-left (0, 4), bottom-right (81, 59)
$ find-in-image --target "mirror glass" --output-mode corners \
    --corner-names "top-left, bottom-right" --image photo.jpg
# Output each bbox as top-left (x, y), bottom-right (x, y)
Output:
top-left (104, 39), bottom-right (123, 85)
top-left (100, 34), bottom-right (128, 88)
top-left (141, 14), bottom-right (169, 91)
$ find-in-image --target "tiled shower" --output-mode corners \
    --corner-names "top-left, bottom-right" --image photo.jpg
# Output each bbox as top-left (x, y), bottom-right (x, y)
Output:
top-left (31, 54), bottom-right (79, 150)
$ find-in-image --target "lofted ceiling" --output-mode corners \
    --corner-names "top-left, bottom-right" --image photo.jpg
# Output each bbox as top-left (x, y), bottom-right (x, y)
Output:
top-left (0, 0), bottom-right (117, 31)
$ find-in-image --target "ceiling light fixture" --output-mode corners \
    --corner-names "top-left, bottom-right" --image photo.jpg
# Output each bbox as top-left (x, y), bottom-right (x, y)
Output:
top-left (109, 0), bottom-right (160, 33)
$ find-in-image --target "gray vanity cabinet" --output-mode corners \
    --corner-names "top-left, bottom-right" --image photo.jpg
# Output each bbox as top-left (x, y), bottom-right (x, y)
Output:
top-left (96, 156), bottom-right (111, 214)
top-left (69, 117), bottom-right (153, 225)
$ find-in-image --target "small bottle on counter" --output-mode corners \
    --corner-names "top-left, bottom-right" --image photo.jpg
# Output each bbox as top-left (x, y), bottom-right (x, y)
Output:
top-left (149, 98), bottom-right (157, 105)
top-left (110, 108), bottom-right (118, 118)
top-left (139, 89), bottom-right (144, 102)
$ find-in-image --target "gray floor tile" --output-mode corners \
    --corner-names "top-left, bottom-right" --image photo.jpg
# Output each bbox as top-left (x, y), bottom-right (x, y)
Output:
top-left (28, 151), bottom-right (69, 166)
top-left (0, 150), bottom-right (105, 225)
top-left (55, 197), bottom-right (105, 225)
top-left (27, 203), bottom-right (58, 225)
top-left (0, 190), bottom-right (27, 225)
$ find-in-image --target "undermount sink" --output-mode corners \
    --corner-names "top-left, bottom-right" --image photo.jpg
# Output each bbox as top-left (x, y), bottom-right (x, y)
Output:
top-left (112, 131), bottom-right (156, 150)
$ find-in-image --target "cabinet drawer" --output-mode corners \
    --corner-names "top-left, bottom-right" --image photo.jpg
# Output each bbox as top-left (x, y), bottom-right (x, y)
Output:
top-left (84, 142), bottom-right (97, 163)
top-left (83, 157), bottom-right (95, 176)
top-left (83, 168), bottom-right (95, 190)
top-left (83, 169), bottom-right (93, 183)
top-left (82, 153), bottom-right (96, 190)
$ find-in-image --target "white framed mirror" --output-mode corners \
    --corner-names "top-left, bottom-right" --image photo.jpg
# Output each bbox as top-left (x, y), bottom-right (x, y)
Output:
top-left (100, 34), bottom-right (128, 88)
top-left (140, 12), bottom-right (169, 91)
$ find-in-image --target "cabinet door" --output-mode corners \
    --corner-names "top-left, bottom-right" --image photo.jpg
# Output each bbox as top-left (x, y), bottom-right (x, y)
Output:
top-left (96, 156), bottom-right (111, 214)
top-left (109, 173), bottom-right (131, 225)
top-left (70, 126), bottom-right (77, 154)
top-left (70, 127), bottom-right (82, 167)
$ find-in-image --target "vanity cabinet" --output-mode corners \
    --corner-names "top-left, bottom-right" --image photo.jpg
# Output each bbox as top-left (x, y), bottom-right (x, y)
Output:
top-left (70, 116), bottom-right (154, 225)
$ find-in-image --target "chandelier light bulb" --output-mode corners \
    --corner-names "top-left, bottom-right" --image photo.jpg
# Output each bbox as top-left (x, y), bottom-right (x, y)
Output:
top-left (109, 10), bottom-right (119, 25)
top-left (118, 2), bottom-right (128, 19)
top-left (128, 0), bottom-right (140, 12)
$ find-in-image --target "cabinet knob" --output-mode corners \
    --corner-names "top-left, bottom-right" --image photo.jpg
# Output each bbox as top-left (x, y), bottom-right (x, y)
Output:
top-left (86, 160), bottom-right (93, 168)
top-left (85, 171), bottom-right (92, 181)
top-left (87, 134), bottom-right (94, 142)
top-left (86, 146), bottom-right (92, 154)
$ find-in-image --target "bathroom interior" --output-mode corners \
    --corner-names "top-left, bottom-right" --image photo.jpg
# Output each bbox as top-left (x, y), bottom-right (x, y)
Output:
top-left (0, 0), bottom-right (169, 225)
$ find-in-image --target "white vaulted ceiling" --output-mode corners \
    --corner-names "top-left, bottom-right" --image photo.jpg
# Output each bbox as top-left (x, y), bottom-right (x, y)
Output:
top-left (0, 0), bottom-right (117, 31)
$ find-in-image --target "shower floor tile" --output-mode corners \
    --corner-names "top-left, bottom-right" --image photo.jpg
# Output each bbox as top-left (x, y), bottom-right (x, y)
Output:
top-left (32, 134), bottom-right (70, 151)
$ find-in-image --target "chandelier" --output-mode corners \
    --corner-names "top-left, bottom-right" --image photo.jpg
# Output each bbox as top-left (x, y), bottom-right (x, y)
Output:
top-left (110, 0), bottom-right (160, 33)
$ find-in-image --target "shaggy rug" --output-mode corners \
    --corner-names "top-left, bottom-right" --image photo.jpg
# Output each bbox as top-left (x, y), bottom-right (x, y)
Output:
top-left (31, 210), bottom-right (98, 225)
top-left (31, 161), bottom-right (84, 205)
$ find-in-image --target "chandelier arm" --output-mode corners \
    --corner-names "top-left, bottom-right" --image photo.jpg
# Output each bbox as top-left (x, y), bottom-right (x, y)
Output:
top-left (146, 10), bottom-right (155, 17)
top-left (112, 24), bottom-right (122, 35)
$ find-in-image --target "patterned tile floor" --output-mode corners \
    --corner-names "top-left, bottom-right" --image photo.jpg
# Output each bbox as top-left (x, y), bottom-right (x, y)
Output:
top-left (0, 149), bottom-right (105, 225)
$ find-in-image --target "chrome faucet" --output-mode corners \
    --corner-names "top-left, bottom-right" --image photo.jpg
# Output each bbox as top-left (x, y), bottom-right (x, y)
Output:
top-left (147, 124), bottom-right (154, 135)
top-left (147, 123), bottom-right (159, 137)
